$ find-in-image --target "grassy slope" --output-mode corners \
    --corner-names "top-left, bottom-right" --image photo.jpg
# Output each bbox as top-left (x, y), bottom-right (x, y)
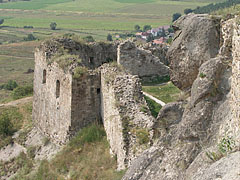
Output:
top-left (0, 101), bottom-right (123, 180)
top-left (143, 82), bottom-right (181, 104)
top-left (0, 41), bottom-right (36, 103)
top-left (0, 101), bottom-right (32, 148)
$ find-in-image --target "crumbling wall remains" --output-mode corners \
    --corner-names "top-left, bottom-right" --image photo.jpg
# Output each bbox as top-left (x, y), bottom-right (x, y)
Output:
top-left (42, 36), bottom-right (118, 69)
top-left (117, 40), bottom-right (169, 78)
top-left (33, 49), bottom-right (72, 144)
top-left (230, 18), bottom-right (240, 146)
top-left (100, 64), bottom-right (155, 170)
top-left (138, 43), bottom-right (169, 65)
top-left (71, 70), bottom-right (101, 134)
top-left (33, 38), bottom-right (105, 144)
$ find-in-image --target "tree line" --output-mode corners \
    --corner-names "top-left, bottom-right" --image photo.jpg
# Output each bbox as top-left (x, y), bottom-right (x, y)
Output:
top-left (193, 0), bottom-right (240, 14)
top-left (172, 0), bottom-right (240, 22)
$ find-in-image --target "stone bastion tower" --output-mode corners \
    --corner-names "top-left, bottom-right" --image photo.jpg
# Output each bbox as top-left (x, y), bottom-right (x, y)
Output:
top-left (33, 37), bottom-right (117, 144)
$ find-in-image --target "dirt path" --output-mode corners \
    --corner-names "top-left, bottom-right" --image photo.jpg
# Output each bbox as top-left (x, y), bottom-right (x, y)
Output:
top-left (0, 96), bottom-right (33, 108)
top-left (143, 92), bottom-right (166, 107)
top-left (0, 54), bottom-right (34, 60)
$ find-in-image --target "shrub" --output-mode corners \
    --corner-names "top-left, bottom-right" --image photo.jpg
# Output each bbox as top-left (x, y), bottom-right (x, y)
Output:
top-left (0, 19), bottom-right (4, 25)
top-left (50, 22), bottom-right (57, 30)
top-left (0, 80), bottom-right (18, 90)
top-left (206, 136), bottom-right (236, 162)
top-left (107, 34), bottom-right (113, 41)
top-left (172, 13), bottom-right (181, 22)
top-left (11, 85), bottom-right (33, 100)
top-left (83, 36), bottom-right (95, 42)
top-left (136, 128), bottom-right (149, 145)
top-left (200, 72), bottom-right (206, 78)
top-left (23, 26), bottom-right (33, 29)
top-left (0, 112), bottom-right (14, 137)
top-left (23, 34), bottom-right (36, 41)
top-left (73, 66), bottom-right (88, 79)
top-left (184, 8), bottom-right (193, 14)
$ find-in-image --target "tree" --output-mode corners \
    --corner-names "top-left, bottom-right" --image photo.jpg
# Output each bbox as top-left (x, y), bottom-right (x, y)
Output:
top-left (24, 34), bottom-right (37, 41)
top-left (50, 22), bottom-right (57, 30)
top-left (107, 34), bottom-right (113, 41)
top-left (143, 25), bottom-right (151, 32)
top-left (0, 19), bottom-right (4, 26)
top-left (168, 27), bottom-right (174, 33)
top-left (159, 28), bottom-right (166, 37)
top-left (184, 8), bottom-right (193, 14)
top-left (83, 36), bottom-right (95, 42)
top-left (172, 13), bottom-right (181, 22)
top-left (0, 113), bottom-right (13, 137)
top-left (134, 24), bottom-right (141, 32)
top-left (146, 34), bottom-right (154, 42)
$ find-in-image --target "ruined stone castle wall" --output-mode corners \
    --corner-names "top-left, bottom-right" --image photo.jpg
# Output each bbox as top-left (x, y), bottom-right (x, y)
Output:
top-left (33, 49), bottom-right (72, 144)
top-left (70, 70), bottom-right (101, 134)
top-left (230, 18), bottom-right (240, 145)
top-left (42, 37), bottom-right (118, 69)
top-left (138, 43), bottom-right (169, 65)
top-left (117, 40), bottom-right (169, 78)
top-left (101, 64), bottom-right (155, 170)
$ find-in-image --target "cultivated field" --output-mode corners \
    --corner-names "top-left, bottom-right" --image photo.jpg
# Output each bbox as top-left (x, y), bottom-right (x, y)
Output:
top-left (0, 0), bottom-right (223, 102)
top-left (0, 0), bottom-right (221, 33)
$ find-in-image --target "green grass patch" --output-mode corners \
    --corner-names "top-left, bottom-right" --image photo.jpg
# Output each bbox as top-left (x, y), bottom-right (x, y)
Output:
top-left (0, 101), bottom-right (32, 148)
top-left (144, 96), bottom-right (161, 118)
top-left (23, 124), bottom-right (125, 180)
top-left (142, 75), bottom-right (170, 86)
top-left (143, 82), bottom-right (181, 103)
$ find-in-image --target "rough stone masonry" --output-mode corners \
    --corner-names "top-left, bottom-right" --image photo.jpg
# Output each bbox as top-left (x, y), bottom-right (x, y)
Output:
top-left (33, 36), bottom-right (168, 169)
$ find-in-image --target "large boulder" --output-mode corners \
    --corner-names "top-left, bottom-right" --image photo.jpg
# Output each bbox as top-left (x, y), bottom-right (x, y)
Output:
top-left (167, 14), bottom-right (220, 91)
top-left (192, 151), bottom-right (240, 180)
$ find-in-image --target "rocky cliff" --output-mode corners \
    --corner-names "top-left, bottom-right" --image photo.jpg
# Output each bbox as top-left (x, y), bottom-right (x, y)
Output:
top-left (122, 14), bottom-right (240, 180)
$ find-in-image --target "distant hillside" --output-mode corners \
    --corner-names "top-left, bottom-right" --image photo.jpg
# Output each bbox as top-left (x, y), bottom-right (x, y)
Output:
top-left (193, 0), bottom-right (240, 14)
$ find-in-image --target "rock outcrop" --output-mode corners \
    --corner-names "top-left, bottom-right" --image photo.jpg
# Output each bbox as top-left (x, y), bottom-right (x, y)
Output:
top-left (167, 14), bottom-right (221, 91)
top-left (122, 15), bottom-right (240, 180)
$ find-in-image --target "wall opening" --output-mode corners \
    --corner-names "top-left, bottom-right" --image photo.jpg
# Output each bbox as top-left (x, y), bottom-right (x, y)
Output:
top-left (97, 88), bottom-right (100, 94)
top-left (89, 57), bottom-right (94, 64)
top-left (56, 80), bottom-right (60, 98)
top-left (42, 69), bottom-right (46, 84)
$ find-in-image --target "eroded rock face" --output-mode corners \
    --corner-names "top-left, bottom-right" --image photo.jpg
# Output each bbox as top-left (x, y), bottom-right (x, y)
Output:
top-left (122, 16), bottom-right (240, 180)
top-left (117, 40), bottom-right (169, 79)
top-left (192, 151), bottom-right (240, 180)
top-left (154, 102), bottom-right (185, 139)
top-left (167, 14), bottom-right (221, 91)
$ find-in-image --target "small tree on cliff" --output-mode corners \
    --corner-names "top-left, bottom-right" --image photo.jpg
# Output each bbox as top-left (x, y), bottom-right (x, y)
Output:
top-left (172, 13), bottom-right (181, 22)
top-left (184, 8), bottom-right (193, 14)
top-left (50, 22), bottom-right (57, 30)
